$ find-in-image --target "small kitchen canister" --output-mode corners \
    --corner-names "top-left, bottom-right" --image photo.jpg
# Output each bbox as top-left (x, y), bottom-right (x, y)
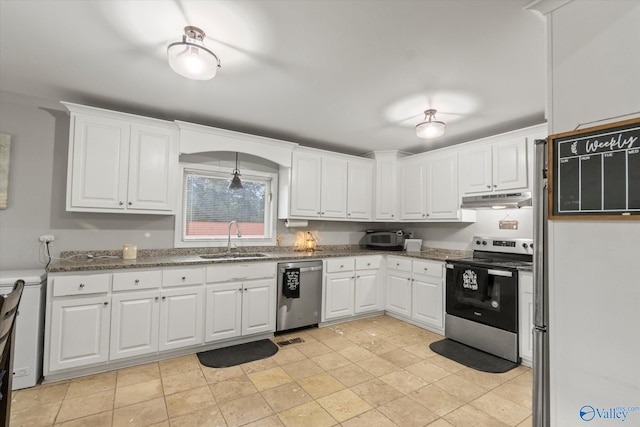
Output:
top-left (122, 244), bottom-right (137, 260)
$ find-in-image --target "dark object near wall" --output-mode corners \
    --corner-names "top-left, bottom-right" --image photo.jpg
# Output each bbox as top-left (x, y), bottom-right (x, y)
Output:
top-left (197, 339), bottom-right (278, 368)
top-left (429, 338), bottom-right (519, 373)
top-left (0, 280), bottom-right (25, 425)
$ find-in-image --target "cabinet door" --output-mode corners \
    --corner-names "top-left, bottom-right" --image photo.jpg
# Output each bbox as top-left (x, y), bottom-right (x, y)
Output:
top-left (321, 156), bottom-right (348, 218)
top-left (110, 291), bottom-right (159, 360)
top-left (290, 152), bottom-right (322, 217)
top-left (374, 155), bottom-right (397, 220)
top-left (399, 160), bottom-right (427, 220)
top-left (354, 271), bottom-right (379, 314)
top-left (324, 272), bottom-right (355, 320)
top-left (412, 276), bottom-right (443, 329)
top-left (493, 137), bottom-right (528, 191)
top-left (127, 124), bottom-right (177, 212)
top-left (205, 283), bottom-right (242, 342)
top-left (385, 271), bottom-right (412, 317)
top-left (69, 114), bottom-right (130, 210)
top-left (159, 287), bottom-right (204, 351)
top-left (49, 296), bottom-right (110, 372)
top-left (519, 272), bottom-right (534, 365)
top-left (347, 161), bottom-right (373, 220)
top-left (242, 279), bottom-right (276, 336)
top-left (426, 153), bottom-right (460, 220)
top-left (459, 145), bottom-right (492, 195)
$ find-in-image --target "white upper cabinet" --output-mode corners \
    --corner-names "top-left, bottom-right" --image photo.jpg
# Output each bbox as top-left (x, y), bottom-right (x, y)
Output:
top-left (399, 157), bottom-right (427, 220)
top-left (426, 152), bottom-right (460, 220)
top-left (374, 151), bottom-right (399, 220)
top-left (347, 160), bottom-right (373, 220)
top-left (63, 102), bottom-right (178, 214)
top-left (286, 147), bottom-right (373, 220)
top-left (458, 125), bottom-right (547, 196)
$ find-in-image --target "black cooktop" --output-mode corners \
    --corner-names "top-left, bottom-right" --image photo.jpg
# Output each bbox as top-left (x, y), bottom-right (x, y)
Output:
top-left (451, 257), bottom-right (533, 270)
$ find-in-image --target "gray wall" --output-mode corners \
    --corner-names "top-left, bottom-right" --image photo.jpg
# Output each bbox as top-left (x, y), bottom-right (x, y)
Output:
top-left (0, 91), bottom-right (533, 270)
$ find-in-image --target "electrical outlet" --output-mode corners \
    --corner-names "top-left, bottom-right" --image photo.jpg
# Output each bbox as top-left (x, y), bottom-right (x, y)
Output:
top-left (39, 235), bottom-right (55, 242)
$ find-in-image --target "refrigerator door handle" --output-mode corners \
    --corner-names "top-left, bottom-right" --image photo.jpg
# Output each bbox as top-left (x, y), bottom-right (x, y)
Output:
top-left (533, 327), bottom-right (550, 427)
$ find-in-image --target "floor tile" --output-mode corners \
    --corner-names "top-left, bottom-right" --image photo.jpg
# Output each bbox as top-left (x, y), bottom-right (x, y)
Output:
top-left (248, 366), bottom-right (294, 391)
top-left (296, 341), bottom-right (334, 358)
top-left (270, 347), bottom-right (307, 365)
top-left (112, 396), bottom-right (168, 427)
top-left (379, 348), bottom-right (423, 367)
top-left (403, 342), bottom-right (437, 359)
top-left (469, 391), bottom-right (531, 426)
top-left (378, 395), bottom-right (439, 427)
top-left (357, 355), bottom-right (399, 377)
top-left (159, 354), bottom-right (201, 377)
top-left (338, 346), bottom-right (377, 363)
top-left (10, 401), bottom-right (62, 427)
top-left (115, 378), bottom-right (163, 408)
top-left (168, 405), bottom-right (226, 427)
top-left (11, 381), bottom-right (69, 412)
top-left (379, 369), bottom-right (427, 394)
top-left (201, 365), bottom-right (245, 384)
top-left (492, 380), bottom-right (533, 410)
top-left (322, 336), bottom-right (357, 351)
top-left (280, 358), bottom-right (325, 380)
top-left (517, 415), bottom-right (533, 427)
top-left (409, 384), bottom-right (464, 417)
top-left (328, 363), bottom-right (374, 387)
top-left (218, 392), bottom-right (274, 427)
top-left (434, 374), bottom-right (489, 403)
top-left (65, 371), bottom-right (117, 399)
top-left (405, 360), bottom-right (451, 383)
top-left (426, 419), bottom-right (456, 427)
top-left (298, 373), bottom-right (346, 399)
top-left (164, 385), bottom-right (216, 419)
top-left (162, 367), bottom-right (208, 395)
top-left (241, 356), bottom-right (279, 374)
top-left (261, 381), bottom-right (313, 413)
top-left (56, 389), bottom-right (115, 424)
top-left (311, 351), bottom-right (352, 371)
top-left (350, 378), bottom-right (403, 407)
top-left (340, 409), bottom-right (397, 427)
top-left (116, 362), bottom-right (160, 388)
top-left (243, 414), bottom-right (284, 427)
top-left (316, 388), bottom-right (372, 422)
top-left (428, 355), bottom-right (467, 373)
top-left (454, 367), bottom-right (509, 390)
top-left (443, 404), bottom-right (510, 427)
top-left (53, 411), bottom-right (112, 427)
top-left (277, 401), bottom-right (337, 427)
top-left (210, 374), bottom-right (259, 403)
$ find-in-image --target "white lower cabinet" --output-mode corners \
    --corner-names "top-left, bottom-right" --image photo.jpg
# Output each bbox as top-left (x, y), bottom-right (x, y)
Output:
top-left (519, 271), bottom-right (534, 366)
top-left (110, 291), bottom-right (159, 360)
top-left (323, 256), bottom-right (383, 322)
top-left (159, 287), bottom-right (204, 351)
top-left (204, 263), bottom-right (276, 343)
top-left (49, 296), bottom-right (111, 372)
top-left (386, 256), bottom-right (444, 333)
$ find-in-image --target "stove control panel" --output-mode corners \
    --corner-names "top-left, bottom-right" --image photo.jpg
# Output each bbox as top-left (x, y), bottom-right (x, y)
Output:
top-left (473, 236), bottom-right (534, 255)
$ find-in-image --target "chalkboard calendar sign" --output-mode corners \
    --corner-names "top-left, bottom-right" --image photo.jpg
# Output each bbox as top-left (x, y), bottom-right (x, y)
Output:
top-left (549, 117), bottom-right (640, 219)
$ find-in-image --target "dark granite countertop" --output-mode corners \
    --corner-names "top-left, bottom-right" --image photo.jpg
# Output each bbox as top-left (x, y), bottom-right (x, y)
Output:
top-left (47, 246), bottom-right (473, 273)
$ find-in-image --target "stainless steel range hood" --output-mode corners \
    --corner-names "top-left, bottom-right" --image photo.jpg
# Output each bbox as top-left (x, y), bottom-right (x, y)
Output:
top-left (460, 192), bottom-right (532, 209)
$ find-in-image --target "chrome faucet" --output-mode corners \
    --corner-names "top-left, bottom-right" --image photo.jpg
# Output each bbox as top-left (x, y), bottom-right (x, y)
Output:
top-left (227, 221), bottom-right (242, 254)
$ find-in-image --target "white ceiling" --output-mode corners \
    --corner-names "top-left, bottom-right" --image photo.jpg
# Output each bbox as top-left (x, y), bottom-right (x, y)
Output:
top-left (0, 0), bottom-right (546, 155)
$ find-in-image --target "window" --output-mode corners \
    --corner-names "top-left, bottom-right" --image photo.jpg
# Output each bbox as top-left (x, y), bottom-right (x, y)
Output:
top-left (175, 165), bottom-right (276, 247)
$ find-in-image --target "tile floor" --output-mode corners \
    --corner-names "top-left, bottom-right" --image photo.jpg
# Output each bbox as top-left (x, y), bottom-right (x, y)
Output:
top-left (10, 315), bottom-right (532, 427)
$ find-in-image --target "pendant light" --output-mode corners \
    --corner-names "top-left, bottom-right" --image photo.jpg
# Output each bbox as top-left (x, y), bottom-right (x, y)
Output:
top-left (415, 109), bottom-right (446, 139)
top-left (229, 152), bottom-right (243, 190)
top-left (167, 26), bottom-right (221, 80)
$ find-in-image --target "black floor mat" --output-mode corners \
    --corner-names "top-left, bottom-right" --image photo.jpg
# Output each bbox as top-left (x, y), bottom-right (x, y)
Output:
top-left (429, 339), bottom-right (519, 373)
top-left (197, 339), bottom-right (279, 368)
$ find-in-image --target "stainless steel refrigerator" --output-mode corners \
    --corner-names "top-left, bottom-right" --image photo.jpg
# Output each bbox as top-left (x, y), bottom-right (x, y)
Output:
top-left (533, 139), bottom-right (549, 427)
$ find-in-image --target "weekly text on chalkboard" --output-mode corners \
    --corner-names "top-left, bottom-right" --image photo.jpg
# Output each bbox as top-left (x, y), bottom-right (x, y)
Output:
top-left (549, 117), bottom-right (640, 220)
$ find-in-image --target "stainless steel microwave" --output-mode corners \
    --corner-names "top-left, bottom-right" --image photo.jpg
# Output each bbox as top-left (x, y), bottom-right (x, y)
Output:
top-left (365, 230), bottom-right (407, 251)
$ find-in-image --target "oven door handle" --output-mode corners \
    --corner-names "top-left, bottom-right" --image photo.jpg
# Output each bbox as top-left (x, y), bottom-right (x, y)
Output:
top-left (488, 269), bottom-right (513, 278)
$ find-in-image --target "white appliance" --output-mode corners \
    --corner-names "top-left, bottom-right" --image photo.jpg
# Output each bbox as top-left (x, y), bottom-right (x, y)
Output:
top-left (0, 269), bottom-right (46, 390)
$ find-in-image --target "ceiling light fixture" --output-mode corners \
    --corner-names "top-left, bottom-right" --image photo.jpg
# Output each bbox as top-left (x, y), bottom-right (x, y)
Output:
top-left (415, 109), bottom-right (446, 139)
top-left (167, 26), bottom-right (221, 80)
top-left (229, 152), bottom-right (243, 190)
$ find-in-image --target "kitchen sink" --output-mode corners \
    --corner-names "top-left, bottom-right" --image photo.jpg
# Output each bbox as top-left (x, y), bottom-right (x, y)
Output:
top-left (199, 253), bottom-right (270, 260)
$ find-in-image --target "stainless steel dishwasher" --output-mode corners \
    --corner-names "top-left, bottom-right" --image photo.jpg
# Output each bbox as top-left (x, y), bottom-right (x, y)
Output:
top-left (276, 260), bottom-right (323, 332)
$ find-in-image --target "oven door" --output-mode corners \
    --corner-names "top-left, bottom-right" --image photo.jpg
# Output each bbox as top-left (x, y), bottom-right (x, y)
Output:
top-left (445, 263), bottom-right (518, 332)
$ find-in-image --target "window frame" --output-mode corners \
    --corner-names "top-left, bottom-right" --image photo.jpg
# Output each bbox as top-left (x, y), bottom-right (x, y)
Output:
top-left (174, 163), bottom-right (278, 248)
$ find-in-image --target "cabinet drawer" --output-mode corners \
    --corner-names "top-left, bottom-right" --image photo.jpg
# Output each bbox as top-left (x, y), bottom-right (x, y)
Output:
top-left (112, 270), bottom-right (161, 291)
top-left (162, 268), bottom-right (204, 287)
top-left (207, 262), bottom-right (276, 283)
top-left (355, 256), bottom-right (381, 270)
top-left (412, 260), bottom-right (443, 279)
top-left (325, 257), bottom-right (355, 273)
top-left (386, 257), bottom-right (412, 272)
top-left (52, 274), bottom-right (110, 297)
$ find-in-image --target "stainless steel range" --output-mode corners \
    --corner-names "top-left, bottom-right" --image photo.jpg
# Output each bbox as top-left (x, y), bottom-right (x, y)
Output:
top-left (445, 236), bottom-right (533, 363)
